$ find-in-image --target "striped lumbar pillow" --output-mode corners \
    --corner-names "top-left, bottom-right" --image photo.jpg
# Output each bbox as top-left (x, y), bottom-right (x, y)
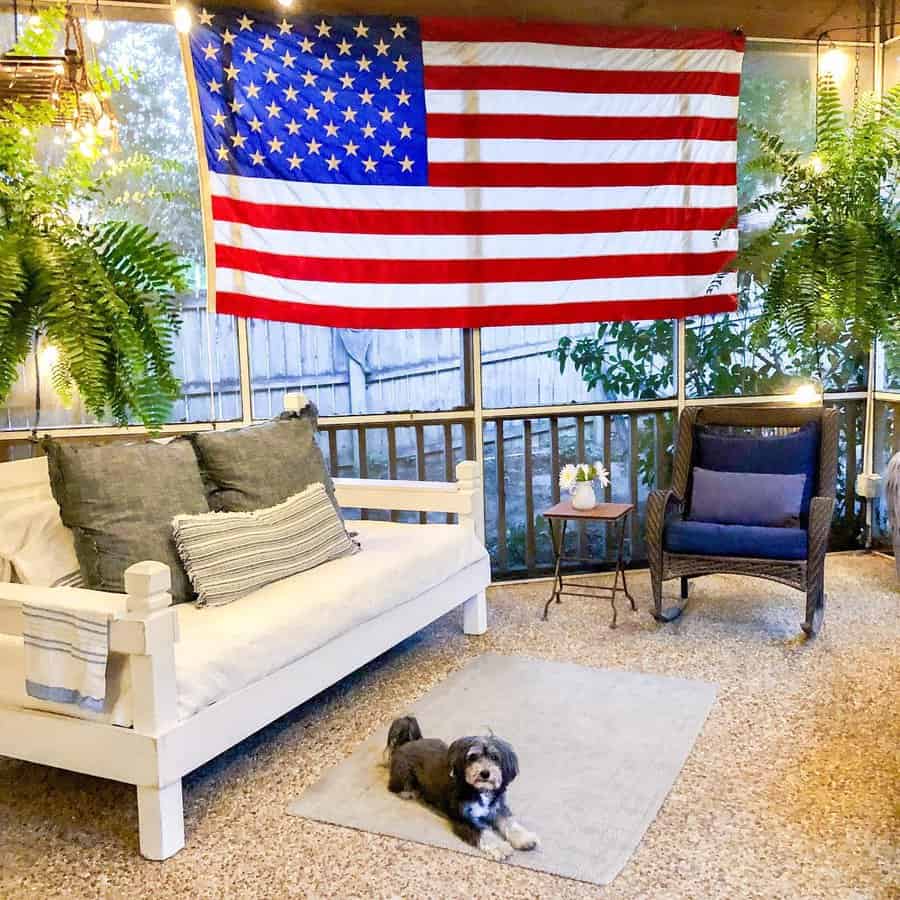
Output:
top-left (172, 483), bottom-right (358, 608)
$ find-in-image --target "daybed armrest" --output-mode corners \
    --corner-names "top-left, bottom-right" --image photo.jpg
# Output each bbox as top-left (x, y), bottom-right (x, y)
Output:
top-left (334, 460), bottom-right (485, 542)
top-left (0, 561), bottom-right (179, 736)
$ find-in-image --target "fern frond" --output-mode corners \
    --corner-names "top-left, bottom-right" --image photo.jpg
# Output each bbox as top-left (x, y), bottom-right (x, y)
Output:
top-left (735, 79), bottom-right (900, 352)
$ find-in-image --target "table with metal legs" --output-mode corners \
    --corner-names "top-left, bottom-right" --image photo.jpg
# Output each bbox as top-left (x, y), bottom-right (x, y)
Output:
top-left (541, 500), bottom-right (637, 628)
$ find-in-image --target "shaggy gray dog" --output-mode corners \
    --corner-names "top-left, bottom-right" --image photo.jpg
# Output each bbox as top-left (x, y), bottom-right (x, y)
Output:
top-left (385, 716), bottom-right (539, 861)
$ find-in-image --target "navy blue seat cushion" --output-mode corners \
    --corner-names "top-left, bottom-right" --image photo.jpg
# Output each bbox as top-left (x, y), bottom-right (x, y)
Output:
top-left (693, 421), bottom-right (820, 519)
top-left (664, 518), bottom-right (807, 560)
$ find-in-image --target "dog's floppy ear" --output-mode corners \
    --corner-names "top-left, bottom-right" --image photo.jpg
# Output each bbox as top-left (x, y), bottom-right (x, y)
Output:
top-left (495, 738), bottom-right (519, 786)
top-left (447, 737), bottom-right (472, 780)
top-left (386, 715), bottom-right (422, 751)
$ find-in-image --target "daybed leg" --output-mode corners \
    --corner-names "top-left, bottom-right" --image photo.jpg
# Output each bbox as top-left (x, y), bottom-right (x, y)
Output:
top-left (680, 577), bottom-right (689, 600)
top-left (463, 591), bottom-right (488, 635)
top-left (137, 781), bottom-right (184, 860)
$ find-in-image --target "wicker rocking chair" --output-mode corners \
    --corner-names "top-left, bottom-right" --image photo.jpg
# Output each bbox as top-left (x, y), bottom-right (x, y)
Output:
top-left (646, 405), bottom-right (838, 637)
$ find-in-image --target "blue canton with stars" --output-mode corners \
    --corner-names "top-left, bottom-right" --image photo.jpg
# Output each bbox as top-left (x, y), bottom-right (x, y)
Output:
top-left (190, 9), bottom-right (427, 185)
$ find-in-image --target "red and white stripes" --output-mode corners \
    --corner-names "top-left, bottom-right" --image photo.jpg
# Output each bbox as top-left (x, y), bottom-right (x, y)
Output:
top-left (210, 18), bottom-right (743, 328)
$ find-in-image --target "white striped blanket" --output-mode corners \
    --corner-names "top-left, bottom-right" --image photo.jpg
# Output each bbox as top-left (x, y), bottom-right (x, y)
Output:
top-left (23, 602), bottom-right (111, 712)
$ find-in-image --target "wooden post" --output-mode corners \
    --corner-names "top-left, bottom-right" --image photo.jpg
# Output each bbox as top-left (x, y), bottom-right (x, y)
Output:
top-left (457, 460), bottom-right (487, 635)
top-left (123, 561), bottom-right (184, 861)
top-left (456, 459), bottom-right (485, 543)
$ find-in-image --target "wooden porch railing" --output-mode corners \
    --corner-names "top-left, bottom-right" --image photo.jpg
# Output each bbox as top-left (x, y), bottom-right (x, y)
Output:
top-left (317, 417), bottom-right (475, 525)
top-left (0, 397), bottom-right (873, 578)
top-left (482, 409), bottom-right (675, 579)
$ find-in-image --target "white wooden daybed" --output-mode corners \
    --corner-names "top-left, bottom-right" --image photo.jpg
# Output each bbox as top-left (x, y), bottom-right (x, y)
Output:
top-left (0, 444), bottom-right (489, 860)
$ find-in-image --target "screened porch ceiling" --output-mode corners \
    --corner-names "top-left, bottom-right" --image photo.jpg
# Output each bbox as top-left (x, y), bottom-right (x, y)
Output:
top-left (0, 0), bottom-right (885, 41)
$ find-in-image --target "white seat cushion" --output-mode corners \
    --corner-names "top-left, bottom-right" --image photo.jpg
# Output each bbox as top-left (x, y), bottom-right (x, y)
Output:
top-left (171, 520), bottom-right (487, 720)
top-left (0, 521), bottom-right (487, 725)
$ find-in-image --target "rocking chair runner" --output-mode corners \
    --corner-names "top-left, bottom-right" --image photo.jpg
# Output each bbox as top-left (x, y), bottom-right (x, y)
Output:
top-left (646, 405), bottom-right (839, 636)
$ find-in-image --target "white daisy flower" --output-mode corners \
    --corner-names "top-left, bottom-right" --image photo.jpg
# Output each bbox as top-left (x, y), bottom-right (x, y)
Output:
top-left (594, 461), bottom-right (610, 488)
top-left (558, 463), bottom-right (578, 493)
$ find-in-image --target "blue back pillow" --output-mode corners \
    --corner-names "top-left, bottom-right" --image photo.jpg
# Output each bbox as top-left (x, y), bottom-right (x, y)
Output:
top-left (689, 467), bottom-right (807, 527)
top-left (693, 421), bottom-right (820, 521)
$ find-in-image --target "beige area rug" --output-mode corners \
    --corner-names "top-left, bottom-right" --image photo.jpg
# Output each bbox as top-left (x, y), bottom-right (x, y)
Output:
top-left (288, 653), bottom-right (716, 886)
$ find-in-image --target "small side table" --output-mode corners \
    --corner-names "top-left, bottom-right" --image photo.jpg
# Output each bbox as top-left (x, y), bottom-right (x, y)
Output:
top-left (541, 500), bottom-right (637, 628)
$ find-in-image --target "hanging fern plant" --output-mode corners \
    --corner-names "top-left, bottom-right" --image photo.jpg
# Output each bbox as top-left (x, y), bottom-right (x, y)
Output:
top-left (738, 75), bottom-right (900, 353)
top-left (0, 11), bottom-right (188, 430)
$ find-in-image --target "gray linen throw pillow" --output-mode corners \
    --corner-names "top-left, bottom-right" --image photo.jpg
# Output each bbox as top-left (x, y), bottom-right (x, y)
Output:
top-left (190, 404), bottom-right (337, 513)
top-left (43, 437), bottom-right (209, 603)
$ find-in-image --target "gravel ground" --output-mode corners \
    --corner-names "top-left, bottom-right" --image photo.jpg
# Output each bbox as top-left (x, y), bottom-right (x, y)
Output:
top-left (0, 552), bottom-right (897, 900)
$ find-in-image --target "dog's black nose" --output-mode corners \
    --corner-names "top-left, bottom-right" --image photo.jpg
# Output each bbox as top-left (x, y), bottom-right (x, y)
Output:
top-left (480, 769), bottom-right (491, 780)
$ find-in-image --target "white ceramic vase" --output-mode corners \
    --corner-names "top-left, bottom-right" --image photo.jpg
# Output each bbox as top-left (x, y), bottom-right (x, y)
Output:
top-left (571, 481), bottom-right (596, 510)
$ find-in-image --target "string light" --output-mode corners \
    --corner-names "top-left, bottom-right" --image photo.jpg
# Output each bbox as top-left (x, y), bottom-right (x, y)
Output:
top-left (86, 17), bottom-right (104, 43)
top-left (276, 0), bottom-right (294, 7)
top-left (27, 0), bottom-right (41, 30)
top-left (820, 46), bottom-right (849, 82)
top-left (173, 5), bottom-right (192, 33)
top-left (39, 344), bottom-right (59, 370)
top-left (86, 0), bottom-right (105, 44)
top-left (792, 383), bottom-right (821, 405)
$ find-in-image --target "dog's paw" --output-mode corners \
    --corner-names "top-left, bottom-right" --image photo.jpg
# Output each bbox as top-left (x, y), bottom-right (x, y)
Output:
top-left (479, 831), bottom-right (513, 861)
top-left (481, 841), bottom-right (514, 862)
top-left (508, 827), bottom-right (540, 851)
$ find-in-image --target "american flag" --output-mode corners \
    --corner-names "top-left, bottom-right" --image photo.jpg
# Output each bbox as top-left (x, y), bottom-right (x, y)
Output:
top-left (187, 11), bottom-right (744, 328)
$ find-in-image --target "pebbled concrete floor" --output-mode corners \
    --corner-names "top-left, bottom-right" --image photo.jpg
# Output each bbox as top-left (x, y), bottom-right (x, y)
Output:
top-left (0, 553), bottom-right (897, 899)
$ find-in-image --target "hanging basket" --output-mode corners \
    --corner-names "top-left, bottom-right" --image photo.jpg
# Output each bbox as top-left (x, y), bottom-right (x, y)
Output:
top-left (0, 12), bottom-right (113, 133)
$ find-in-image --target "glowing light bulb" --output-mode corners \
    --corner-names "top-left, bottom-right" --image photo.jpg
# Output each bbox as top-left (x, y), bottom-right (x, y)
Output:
top-left (276, 0), bottom-right (293, 7)
top-left (808, 154), bottom-right (826, 174)
top-left (792, 384), bottom-right (820, 405)
top-left (820, 47), bottom-right (849, 83)
top-left (86, 16), bottom-right (105, 44)
top-left (39, 344), bottom-right (59, 370)
top-left (174, 6), bottom-right (192, 33)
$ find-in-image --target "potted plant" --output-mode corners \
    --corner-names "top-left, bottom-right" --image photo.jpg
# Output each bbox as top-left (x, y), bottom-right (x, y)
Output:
top-left (0, 12), bottom-right (188, 430)
top-left (736, 76), bottom-right (900, 354)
